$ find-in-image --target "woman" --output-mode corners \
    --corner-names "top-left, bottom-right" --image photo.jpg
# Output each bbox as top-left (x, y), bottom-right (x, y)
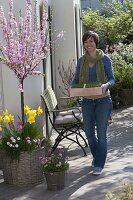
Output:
top-left (71, 31), bottom-right (115, 175)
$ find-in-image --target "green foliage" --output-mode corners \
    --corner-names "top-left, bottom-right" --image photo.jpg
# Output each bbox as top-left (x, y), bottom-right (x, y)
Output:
top-left (64, 97), bottom-right (80, 108)
top-left (110, 43), bottom-right (133, 108)
top-left (100, 1), bottom-right (127, 17)
top-left (72, 82), bottom-right (102, 88)
top-left (82, 0), bottom-right (133, 46)
top-left (110, 43), bottom-right (133, 89)
top-left (106, 183), bottom-right (133, 200)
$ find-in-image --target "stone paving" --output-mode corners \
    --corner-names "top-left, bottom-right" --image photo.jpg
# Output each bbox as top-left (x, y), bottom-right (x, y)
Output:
top-left (0, 106), bottom-right (133, 200)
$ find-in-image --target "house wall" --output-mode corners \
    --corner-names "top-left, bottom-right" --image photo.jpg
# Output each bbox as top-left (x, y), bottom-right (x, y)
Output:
top-left (51, 0), bottom-right (82, 98)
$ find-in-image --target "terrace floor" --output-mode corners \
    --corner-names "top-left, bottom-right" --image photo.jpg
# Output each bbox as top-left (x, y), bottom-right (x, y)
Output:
top-left (0, 106), bottom-right (133, 200)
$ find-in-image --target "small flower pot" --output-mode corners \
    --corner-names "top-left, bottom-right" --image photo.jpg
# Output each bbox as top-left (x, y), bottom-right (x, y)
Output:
top-left (44, 171), bottom-right (66, 190)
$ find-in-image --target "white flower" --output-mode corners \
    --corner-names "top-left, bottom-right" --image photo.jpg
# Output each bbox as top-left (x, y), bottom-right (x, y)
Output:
top-left (33, 139), bottom-right (37, 143)
top-left (7, 142), bottom-right (10, 145)
top-left (9, 144), bottom-right (13, 147)
top-left (15, 144), bottom-right (19, 148)
top-left (10, 137), bottom-right (14, 141)
top-left (17, 137), bottom-right (20, 141)
top-left (12, 139), bottom-right (16, 143)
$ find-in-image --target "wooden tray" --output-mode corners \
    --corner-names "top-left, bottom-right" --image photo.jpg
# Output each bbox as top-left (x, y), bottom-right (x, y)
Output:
top-left (69, 87), bottom-right (102, 97)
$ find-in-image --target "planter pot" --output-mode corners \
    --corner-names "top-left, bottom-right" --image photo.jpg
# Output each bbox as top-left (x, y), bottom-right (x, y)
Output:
top-left (69, 87), bottom-right (102, 97)
top-left (44, 171), bottom-right (66, 190)
top-left (119, 89), bottom-right (133, 106)
top-left (1, 148), bottom-right (44, 186)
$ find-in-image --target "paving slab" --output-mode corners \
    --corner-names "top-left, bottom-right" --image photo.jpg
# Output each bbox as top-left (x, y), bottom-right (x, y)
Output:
top-left (0, 106), bottom-right (133, 200)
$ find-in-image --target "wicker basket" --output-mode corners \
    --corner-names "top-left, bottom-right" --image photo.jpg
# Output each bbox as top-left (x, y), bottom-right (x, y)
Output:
top-left (2, 148), bottom-right (44, 186)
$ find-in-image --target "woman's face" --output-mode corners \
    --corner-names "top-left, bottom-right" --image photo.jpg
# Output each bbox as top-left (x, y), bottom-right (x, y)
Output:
top-left (84, 36), bottom-right (96, 53)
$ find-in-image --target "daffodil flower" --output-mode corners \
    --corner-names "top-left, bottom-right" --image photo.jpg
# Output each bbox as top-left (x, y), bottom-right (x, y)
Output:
top-left (8, 114), bottom-right (14, 122)
top-left (2, 110), bottom-right (8, 116)
top-left (24, 105), bottom-right (30, 114)
top-left (27, 116), bottom-right (35, 124)
top-left (28, 110), bottom-right (37, 118)
top-left (37, 106), bottom-right (43, 115)
top-left (3, 115), bottom-right (11, 123)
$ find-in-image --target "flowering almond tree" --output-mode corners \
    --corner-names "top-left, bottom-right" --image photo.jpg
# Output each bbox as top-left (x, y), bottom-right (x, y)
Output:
top-left (0, 0), bottom-right (64, 124)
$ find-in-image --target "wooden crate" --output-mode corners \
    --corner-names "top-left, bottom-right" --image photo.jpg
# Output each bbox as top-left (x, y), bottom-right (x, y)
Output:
top-left (69, 87), bottom-right (102, 97)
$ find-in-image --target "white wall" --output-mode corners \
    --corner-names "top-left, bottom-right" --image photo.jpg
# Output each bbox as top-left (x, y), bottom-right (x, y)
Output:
top-left (51, 0), bottom-right (82, 97)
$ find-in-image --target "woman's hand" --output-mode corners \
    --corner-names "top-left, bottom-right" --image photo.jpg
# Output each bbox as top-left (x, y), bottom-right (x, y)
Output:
top-left (101, 83), bottom-right (109, 95)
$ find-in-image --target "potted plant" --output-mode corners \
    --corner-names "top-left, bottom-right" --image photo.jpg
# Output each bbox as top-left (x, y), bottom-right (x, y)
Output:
top-left (40, 148), bottom-right (69, 190)
top-left (0, 105), bottom-right (52, 186)
top-left (0, 105), bottom-right (44, 159)
top-left (110, 43), bottom-right (133, 107)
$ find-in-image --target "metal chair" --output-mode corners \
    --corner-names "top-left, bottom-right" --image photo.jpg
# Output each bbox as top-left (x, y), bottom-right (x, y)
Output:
top-left (41, 86), bottom-right (88, 156)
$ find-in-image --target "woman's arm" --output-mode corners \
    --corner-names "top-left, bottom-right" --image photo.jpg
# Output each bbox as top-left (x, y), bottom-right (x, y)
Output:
top-left (101, 54), bottom-right (115, 94)
top-left (103, 54), bottom-right (115, 88)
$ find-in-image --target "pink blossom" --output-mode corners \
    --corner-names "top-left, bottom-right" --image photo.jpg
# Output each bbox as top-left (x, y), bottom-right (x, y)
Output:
top-left (0, 0), bottom-right (64, 91)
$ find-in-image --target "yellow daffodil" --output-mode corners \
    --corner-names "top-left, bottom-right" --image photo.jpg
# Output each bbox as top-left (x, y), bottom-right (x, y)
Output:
top-left (8, 114), bottom-right (14, 122)
top-left (24, 105), bottom-right (30, 114)
top-left (27, 116), bottom-right (35, 124)
top-left (37, 106), bottom-right (43, 115)
top-left (0, 126), bottom-right (2, 132)
top-left (2, 110), bottom-right (8, 116)
top-left (0, 115), bottom-right (2, 123)
top-left (28, 110), bottom-right (37, 118)
top-left (3, 115), bottom-right (11, 124)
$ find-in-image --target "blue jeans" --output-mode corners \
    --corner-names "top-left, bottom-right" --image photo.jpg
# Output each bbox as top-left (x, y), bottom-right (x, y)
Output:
top-left (82, 96), bottom-right (113, 168)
